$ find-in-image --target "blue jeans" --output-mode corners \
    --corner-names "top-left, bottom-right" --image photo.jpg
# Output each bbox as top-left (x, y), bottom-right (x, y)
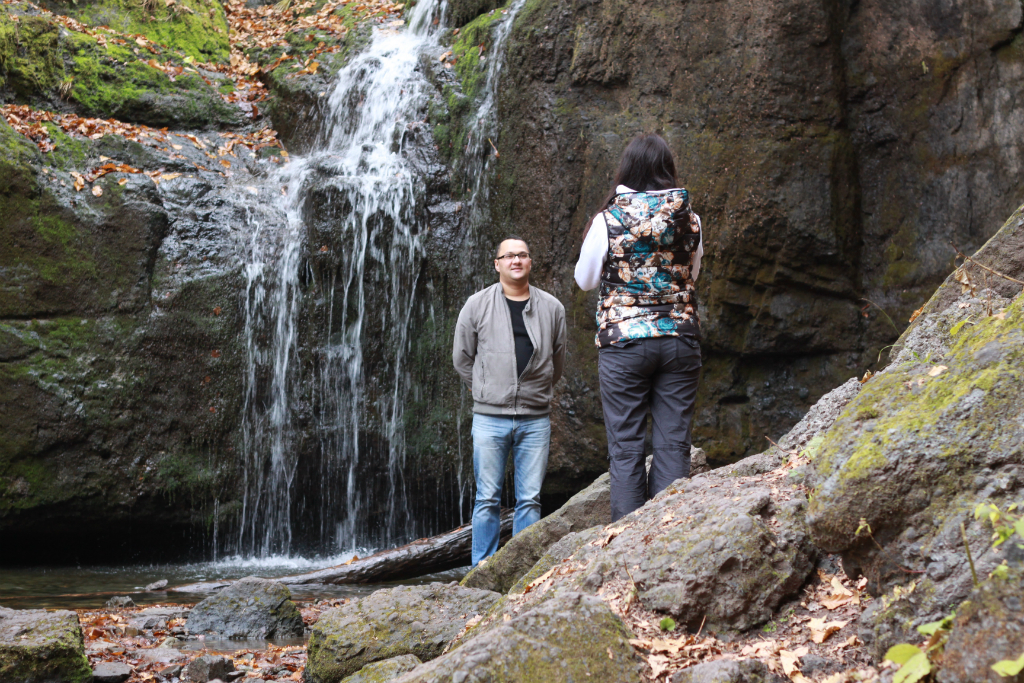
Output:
top-left (471, 413), bottom-right (550, 566)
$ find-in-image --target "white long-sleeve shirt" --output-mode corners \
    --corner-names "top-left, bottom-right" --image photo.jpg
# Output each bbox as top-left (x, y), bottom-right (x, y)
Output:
top-left (574, 185), bottom-right (703, 291)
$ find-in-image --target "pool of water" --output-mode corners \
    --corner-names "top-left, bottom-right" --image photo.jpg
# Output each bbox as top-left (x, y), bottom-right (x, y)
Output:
top-left (0, 552), bottom-right (469, 610)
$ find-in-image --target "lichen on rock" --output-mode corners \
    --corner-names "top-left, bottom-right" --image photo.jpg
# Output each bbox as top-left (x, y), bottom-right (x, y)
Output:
top-left (0, 606), bottom-right (92, 683)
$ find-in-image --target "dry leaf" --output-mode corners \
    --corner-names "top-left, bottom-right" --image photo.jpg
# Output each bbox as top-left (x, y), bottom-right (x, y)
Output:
top-left (927, 365), bottom-right (948, 377)
top-left (118, 178), bottom-right (129, 185)
top-left (597, 525), bottom-right (628, 548)
top-left (830, 577), bottom-right (853, 596)
top-left (808, 617), bottom-right (847, 644)
top-left (648, 654), bottom-right (671, 679)
top-left (91, 185), bottom-right (103, 197)
top-left (909, 305), bottom-right (924, 323)
top-left (779, 647), bottom-right (808, 676)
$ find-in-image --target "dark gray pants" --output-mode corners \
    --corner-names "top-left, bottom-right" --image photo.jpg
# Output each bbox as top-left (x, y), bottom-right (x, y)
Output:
top-left (598, 335), bottom-right (701, 522)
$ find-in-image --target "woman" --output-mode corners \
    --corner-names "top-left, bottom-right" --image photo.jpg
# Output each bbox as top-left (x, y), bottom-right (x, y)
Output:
top-left (574, 133), bottom-right (703, 522)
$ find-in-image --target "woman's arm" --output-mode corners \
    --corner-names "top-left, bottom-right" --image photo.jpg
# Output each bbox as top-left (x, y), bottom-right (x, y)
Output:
top-left (574, 213), bottom-right (608, 291)
top-left (691, 213), bottom-right (703, 282)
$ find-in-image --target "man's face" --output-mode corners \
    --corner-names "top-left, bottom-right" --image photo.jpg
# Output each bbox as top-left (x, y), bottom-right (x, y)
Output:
top-left (494, 239), bottom-right (532, 284)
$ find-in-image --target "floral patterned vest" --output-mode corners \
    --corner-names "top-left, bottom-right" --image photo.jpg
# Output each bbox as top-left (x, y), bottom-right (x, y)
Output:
top-left (595, 189), bottom-right (701, 348)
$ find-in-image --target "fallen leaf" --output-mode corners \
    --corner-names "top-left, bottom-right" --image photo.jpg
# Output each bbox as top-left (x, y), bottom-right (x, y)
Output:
top-left (118, 178), bottom-right (129, 185)
top-left (160, 173), bottom-right (182, 181)
top-left (92, 185), bottom-right (103, 197)
top-left (213, 306), bottom-right (222, 315)
top-left (779, 647), bottom-right (808, 676)
top-left (830, 577), bottom-right (853, 596)
top-left (927, 365), bottom-right (947, 377)
top-left (808, 617), bottom-right (847, 644)
top-left (909, 305), bottom-right (924, 323)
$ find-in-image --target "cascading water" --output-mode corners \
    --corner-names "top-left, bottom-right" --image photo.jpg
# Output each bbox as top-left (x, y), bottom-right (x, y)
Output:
top-left (233, 0), bottom-right (527, 559)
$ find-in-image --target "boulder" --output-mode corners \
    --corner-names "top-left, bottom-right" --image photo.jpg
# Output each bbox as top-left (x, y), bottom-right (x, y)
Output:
top-left (937, 567), bottom-right (1024, 683)
top-left (483, 460), bottom-right (816, 633)
top-left (463, 446), bottom-right (712, 595)
top-left (393, 592), bottom-right (642, 682)
top-left (135, 648), bottom-right (187, 664)
top-left (807, 277), bottom-right (1024, 652)
top-left (341, 655), bottom-right (423, 683)
top-left (92, 661), bottom-right (133, 683)
top-left (185, 654), bottom-right (234, 682)
top-left (670, 659), bottom-right (787, 683)
top-left (0, 606), bottom-right (92, 683)
top-left (305, 583), bottom-right (499, 682)
top-left (186, 577), bottom-right (304, 639)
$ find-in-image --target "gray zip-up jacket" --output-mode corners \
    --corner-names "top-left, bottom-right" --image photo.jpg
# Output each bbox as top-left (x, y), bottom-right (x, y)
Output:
top-left (453, 283), bottom-right (567, 416)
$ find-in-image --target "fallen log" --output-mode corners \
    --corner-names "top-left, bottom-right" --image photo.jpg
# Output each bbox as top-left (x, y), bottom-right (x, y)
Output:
top-left (175, 510), bottom-right (513, 593)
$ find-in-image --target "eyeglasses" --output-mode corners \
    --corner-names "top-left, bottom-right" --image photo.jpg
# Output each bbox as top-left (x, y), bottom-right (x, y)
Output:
top-left (497, 252), bottom-right (531, 262)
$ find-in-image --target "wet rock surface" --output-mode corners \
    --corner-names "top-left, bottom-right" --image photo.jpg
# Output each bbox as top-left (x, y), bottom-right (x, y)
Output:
top-left (0, 606), bottom-right (92, 683)
top-left (305, 583), bottom-right (500, 682)
top-left (186, 577), bottom-right (304, 639)
top-left (340, 655), bottom-right (423, 683)
top-left (395, 592), bottom-right (643, 683)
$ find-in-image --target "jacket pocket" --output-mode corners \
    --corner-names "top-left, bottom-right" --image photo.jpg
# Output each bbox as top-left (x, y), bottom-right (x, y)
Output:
top-left (473, 352), bottom-right (514, 407)
top-left (519, 355), bottom-right (554, 410)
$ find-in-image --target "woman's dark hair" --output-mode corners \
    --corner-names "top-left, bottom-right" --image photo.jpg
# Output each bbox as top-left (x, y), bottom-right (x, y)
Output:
top-left (584, 133), bottom-right (681, 238)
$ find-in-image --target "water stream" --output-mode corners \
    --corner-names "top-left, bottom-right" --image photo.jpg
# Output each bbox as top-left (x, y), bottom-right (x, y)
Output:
top-left (232, 0), bottom-right (526, 559)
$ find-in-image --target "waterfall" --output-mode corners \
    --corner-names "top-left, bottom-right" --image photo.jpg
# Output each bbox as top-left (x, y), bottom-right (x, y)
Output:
top-left (234, 0), bottom-right (525, 558)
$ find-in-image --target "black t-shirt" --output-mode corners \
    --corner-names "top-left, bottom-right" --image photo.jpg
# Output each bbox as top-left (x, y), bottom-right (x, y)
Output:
top-left (505, 297), bottom-right (534, 379)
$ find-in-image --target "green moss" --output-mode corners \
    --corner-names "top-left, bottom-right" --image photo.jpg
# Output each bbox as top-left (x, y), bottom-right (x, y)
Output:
top-left (450, 7), bottom-right (505, 100)
top-left (0, 14), bottom-right (66, 97)
top-left (43, 0), bottom-right (230, 62)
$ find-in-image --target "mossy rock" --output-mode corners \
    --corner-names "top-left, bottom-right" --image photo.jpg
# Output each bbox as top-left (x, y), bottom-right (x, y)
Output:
top-left (0, 8), bottom-right (240, 127)
top-left (185, 577), bottom-right (304, 638)
top-left (38, 0), bottom-right (230, 62)
top-left (0, 607), bottom-right (92, 683)
top-left (306, 583), bottom-right (500, 683)
top-left (807, 293), bottom-right (1024, 563)
top-left (392, 592), bottom-right (643, 682)
top-left (340, 655), bottom-right (423, 683)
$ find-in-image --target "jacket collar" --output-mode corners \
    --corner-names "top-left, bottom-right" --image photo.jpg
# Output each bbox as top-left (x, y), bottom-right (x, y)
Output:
top-left (491, 281), bottom-right (533, 311)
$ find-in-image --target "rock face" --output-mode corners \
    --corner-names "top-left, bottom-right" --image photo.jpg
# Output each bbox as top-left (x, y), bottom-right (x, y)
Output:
top-left (185, 577), bottom-right (304, 639)
top-left (341, 655), bottom-right (423, 683)
top-left (305, 583), bottom-right (500, 682)
top-left (393, 592), bottom-right (643, 683)
top-left (0, 607), bottom-right (92, 683)
top-left (433, 0), bottom-right (1024, 472)
top-left (937, 568), bottom-right (1024, 683)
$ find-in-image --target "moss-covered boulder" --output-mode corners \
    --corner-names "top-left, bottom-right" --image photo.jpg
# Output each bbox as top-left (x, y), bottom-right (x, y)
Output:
top-left (805, 206), bottom-right (1024, 653)
top-left (185, 577), bottom-right (304, 638)
top-left (0, 6), bottom-right (240, 127)
top-left (305, 583), bottom-right (500, 683)
top-left (39, 0), bottom-right (231, 63)
top-left (393, 592), bottom-right (642, 683)
top-left (0, 607), bottom-right (92, 683)
top-left (938, 567), bottom-right (1024, 683)
top-left (340, 655), bottom-right (423, 683)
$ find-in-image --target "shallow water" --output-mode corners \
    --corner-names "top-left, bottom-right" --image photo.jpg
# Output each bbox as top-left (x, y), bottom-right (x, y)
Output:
top-left (0, 552), bottom-right (469, 610)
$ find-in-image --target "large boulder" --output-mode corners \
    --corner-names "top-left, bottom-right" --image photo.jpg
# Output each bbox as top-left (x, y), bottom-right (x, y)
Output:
top-left (185, 576), bottom-right (304, 639)
top-left (393, 592), bottom-right (643, 683)
top-left (305, 583), bottom-right (500, 683)
top-left (806, 210), bottom-right (1024, 654)
top-left (0, 607), bottom-right (92, 683)
top-left (937, 568), bottom-right (1024, 683)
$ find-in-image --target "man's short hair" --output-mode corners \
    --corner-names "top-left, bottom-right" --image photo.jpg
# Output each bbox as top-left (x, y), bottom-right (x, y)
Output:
top-left (495, 235), bottom-right (530, 258)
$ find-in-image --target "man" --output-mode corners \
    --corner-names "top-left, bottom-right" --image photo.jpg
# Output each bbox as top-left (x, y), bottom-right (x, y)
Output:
top-left (453, 236), bottom-right (567, 566)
